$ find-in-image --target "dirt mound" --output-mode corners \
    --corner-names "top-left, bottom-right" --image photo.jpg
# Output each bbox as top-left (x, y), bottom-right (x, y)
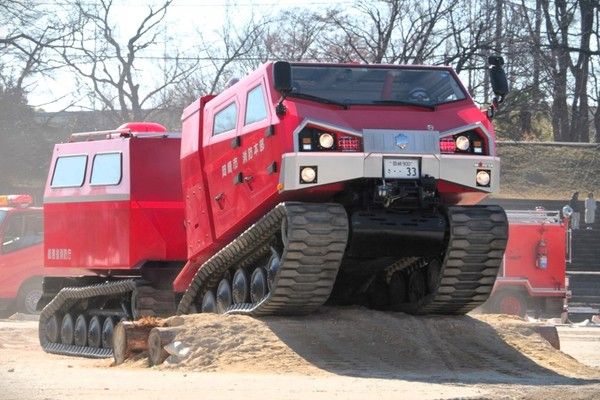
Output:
top-left (144, 307), bottom-right (600, 383)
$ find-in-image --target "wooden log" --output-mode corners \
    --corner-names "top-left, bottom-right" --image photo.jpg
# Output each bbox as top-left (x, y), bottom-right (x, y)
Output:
top-left (148, 326), bottom-right (184, 366)
top-left (531, 325), bottom-right (560, 350)
top-left (113, 321), bottom-right (159, 365)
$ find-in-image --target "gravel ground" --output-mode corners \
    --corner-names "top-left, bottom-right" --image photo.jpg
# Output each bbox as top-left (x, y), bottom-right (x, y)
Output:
top-left (1, 311), bottom-right (600, 400)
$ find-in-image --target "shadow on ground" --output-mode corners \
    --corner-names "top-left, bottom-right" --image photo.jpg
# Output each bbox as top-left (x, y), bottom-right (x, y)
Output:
top-left (260, 307), bottom-right (600, 385)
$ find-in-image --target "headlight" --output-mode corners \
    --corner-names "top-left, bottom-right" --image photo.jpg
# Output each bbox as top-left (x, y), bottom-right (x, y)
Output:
top-left (455, 135), bottom-right (470, 151)
top-left (476, 170), bottom-right (490, 186)
top-left (318, 133), bottom-right (335, 149)
top-left (300, 166), bottom-right (317, 183)
top-left (562, 205), bottom-right (573, 218)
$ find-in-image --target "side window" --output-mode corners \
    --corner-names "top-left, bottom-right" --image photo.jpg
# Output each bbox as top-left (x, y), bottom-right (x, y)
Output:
top-left (51, 155), bottom-right (87, 188)
top-left (1, 213), bottom-right (43, 254)
top-left (245, 85), bottom-right (267, 125)
top-left (91, 153), bottom-right (122, 185)
top-left (213, 102), bottom-right (238, 135)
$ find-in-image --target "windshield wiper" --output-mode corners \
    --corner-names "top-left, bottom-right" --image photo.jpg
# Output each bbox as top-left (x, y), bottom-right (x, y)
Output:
top-left (372, 100), bottom-right (436, 111)
top-left (289, 92), bottom-right (349, 109)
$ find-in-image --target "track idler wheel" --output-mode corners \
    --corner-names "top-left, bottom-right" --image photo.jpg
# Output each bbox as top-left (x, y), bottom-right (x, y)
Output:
top-left (407, 269), bottom-right (427, 303)
top-left (232, 269), bottom-right (250, 304)
top-left (87, 316), bottom-right (102, 348)
top-left (216, 279), bottom-right (232, 314)
top-left (101, 317), bottom-right (115, 349)
top-left (250, 267), bottom-right (268, 303)
top-left (60, 313), bottom-right (74, 345)
top-left (201, 291), bottom-right (217, 313)
top-left (74, 314), bottom-right (88, 347)
top-left (45, 314), bottom-right (61, 343)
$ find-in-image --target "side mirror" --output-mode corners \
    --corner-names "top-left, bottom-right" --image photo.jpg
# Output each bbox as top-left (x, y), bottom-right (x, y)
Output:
top-left (273, 61), bottom-right (292, 95)
top-left (488, 55), bottom-right (508, 98)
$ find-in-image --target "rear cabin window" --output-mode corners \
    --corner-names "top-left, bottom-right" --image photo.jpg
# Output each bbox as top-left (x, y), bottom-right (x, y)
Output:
top-left (213, 102), bottom-right (238, 135)
top-left (51, 155), bottom-right (87, 188)
top-left (1, 212), bottom-right (43, 254)
top-left (90, 153), bottom-right (122, 185)
top-left (245, 85), bottom-right (268, 125)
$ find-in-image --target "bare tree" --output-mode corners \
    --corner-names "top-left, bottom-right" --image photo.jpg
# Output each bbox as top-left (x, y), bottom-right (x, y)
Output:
top-left (257, 9), bottom-right (329, 62)
top-left (0, 0), bottom-right (69, 95)
top-left (156, 11), bottom-right (269, 127)
top-left (569, 0), bottom-right (595, 142)
top-left (56, 0), bottom-right (198, 123)
top-left (201, 13), bottom-right (268, 94)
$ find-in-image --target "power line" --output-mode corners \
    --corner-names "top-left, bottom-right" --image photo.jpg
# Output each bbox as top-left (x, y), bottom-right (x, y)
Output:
top-left (29, 0), bottom-right (350, 6)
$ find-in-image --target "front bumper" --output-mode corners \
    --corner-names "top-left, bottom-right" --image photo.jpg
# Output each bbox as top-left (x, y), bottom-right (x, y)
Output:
top-left (279, 152), bottom-right (500, 193)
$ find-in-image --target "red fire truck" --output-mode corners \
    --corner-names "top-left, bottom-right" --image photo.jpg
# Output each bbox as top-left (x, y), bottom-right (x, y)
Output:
top-left (0, 194), bottom-right (46, 316)
top-left (0, 194), bottom-right (83, 317)
top-left (485, 209), bottom-right (568, 317)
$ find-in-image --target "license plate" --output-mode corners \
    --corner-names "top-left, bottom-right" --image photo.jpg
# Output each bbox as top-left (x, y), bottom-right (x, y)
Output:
top-left (383, 158), bottom-right (420, 179)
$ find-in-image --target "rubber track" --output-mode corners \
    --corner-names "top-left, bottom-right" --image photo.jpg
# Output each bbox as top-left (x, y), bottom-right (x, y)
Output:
top-left (177, 202), bottom-right (349, 316)
top-left (38, 280), bottom-right (136, 358)
top-left (399, 205), bottom-right (508, 314)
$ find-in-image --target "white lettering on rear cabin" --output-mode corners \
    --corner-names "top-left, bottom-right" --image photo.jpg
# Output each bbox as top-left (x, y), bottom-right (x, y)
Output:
top-left (47, 248), bottom-right (72, 260)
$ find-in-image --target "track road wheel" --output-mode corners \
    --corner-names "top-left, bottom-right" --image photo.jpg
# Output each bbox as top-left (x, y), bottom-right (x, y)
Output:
top-left (74, 314), bottom-right (88, 347)
top-left (45, 314), bottom-right (60, 343)
top-left (388, 271), bottom-right (407, 307)
top-left (101, 317), bottom-right (115, 349)
top-left (492, 290), bottom-right (528, 317)
top-left (60, 313), bottom-right (74, 345)
top-left (426, 259), bottom-right (442, 293)
top-left (87, 316), bottom-right (102, 348)
top-left (250, 267), bottom-right (268, 303)
top-left (216, 279), bottom-right (232, 314)
top-left (266, 248), bottom-right (282, 290)
top-left (201, 291), bottom-right (217, 313)
top-left (407, 269), bottom-right (427, 303)
top-left (232, 269), bottom-right (250, 304)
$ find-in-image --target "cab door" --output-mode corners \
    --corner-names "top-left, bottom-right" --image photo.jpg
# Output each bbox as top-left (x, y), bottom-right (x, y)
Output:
top-left (202, 95), bottom-right (242, 240)
top-left (237, 80), bottom-right (280, 210)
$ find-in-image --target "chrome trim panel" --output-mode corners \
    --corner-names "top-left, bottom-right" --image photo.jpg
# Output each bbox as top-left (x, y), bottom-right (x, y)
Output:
top-left (279, 152), bottom-right (500, 193)
top-left (363, 129), bottom-right (439, 154)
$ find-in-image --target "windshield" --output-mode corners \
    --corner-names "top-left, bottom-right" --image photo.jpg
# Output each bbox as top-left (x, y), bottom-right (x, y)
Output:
top-left (289, 65), bottom-right (467, 107)
top-left (0, 210), bottom-right (6, 226)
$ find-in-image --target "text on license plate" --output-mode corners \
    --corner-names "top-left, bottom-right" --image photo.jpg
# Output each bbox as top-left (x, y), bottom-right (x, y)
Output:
top-left (383, 158), bottom-right (420, 179)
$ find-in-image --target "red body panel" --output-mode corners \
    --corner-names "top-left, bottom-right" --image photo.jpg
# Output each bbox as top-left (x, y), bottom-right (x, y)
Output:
top-left (44, 135), bottom-right (186, 271)
top-left (494, 216), bottom-right (567, 298)
top-left (0, 207), bottom-right (77, 301)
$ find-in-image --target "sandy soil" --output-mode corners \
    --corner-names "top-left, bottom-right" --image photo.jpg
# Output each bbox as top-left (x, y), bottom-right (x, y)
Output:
top-left (2, 309), bottom-right (600, 399)
top-left (154, 308), bottom-right (599, 382)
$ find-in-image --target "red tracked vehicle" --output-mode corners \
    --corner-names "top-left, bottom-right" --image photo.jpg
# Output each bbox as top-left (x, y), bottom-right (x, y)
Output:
top-left (39, 59), bottom-right (509, 358)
